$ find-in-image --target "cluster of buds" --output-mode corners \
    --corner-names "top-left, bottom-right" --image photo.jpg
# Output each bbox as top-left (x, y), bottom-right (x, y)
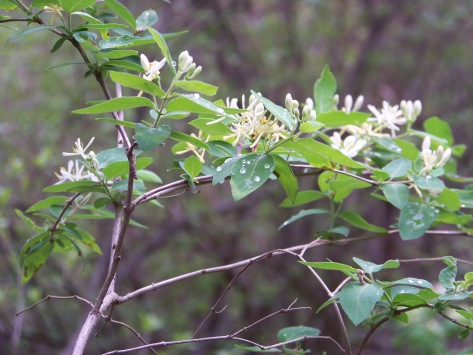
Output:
top-left (342, 95), bottom-right (364, 114)
top-left (400, 100), bottom-right (422, 123)
top-left (285, 93), bottom-right (316, 122)
top-left (178, 51), bottom-right (202, 80)
top-left (420, 136), bottom-right (451, 175)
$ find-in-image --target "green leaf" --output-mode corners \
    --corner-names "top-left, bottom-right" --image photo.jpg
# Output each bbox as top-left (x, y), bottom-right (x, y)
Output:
top-left (147, 26), bottom-right (175, 75)
top-left (279, 209), bottom-right (329, 230)
top-left (399, 202), bottom-right (439, 240)
top-left (167, 94), bottom-right (244, 116)
top-left (272, 155), bottom-right (298, 203)
top-left (72, 97), bottom-right (154, 114)
top-left (7, 25), bottom-right (60, 42)
top-left (338, 282), bottom-right (384, 326)
top-left (313, 65), bottom-right (337, 114)
top-left (137, 169), bottom-right (162, 184)
top-left (135, 9), bottom-right (158, 32)
top-left (51, 37), bottom-right (67, 53)
top-left (96, 117), bottom-right (136, 128)
top-left (96, 49), bottom-right (138, 59)
top-left (103, 157), bottom-right (153, 179)
top-left (43, 180), bottom-right (101, 193)
top-left (301, 261), bottom-right (357, 273)
top-left (20, 233), bottom-right (54, 284)
top-left (189, 118), bottom-right (232, 136)
top-left (435, 188), bottom-right (461, 211)
top-left (386, 277), bottom-right (433, 289)
top-left (316, 111), bottom-right (370, 128)
top-left (98, 35), bottom-right (135, 49)
top-left (230, 154), bottom-right (275, 201)
top-left (279, 190), bottom-right (326, 207)
top-left (424, 116), bottom-right (453, 145)
top-left (61, 0), bottom-right (95, 13)
top-left (207, 141), bottom-right (237, 158)
top-left (458, 329), bottom-right (471, 340)
top-left (382, 158), bottom-right (412, 179)
top-left (251, 91), bottom-right (296, 131)
top-left (0, 0), bottom-right (18, 10)
top-left (75, 228), bottom-right (102, 254)
top-left (110, 71), bottom-right (165, 98)
top-left (182, 156), bottom-right (202, 179)
top-left (329, 176), bottom-right (371, 202)
top-left (393, 139), bottom-right (420, 160)
top-left (371, 169), bottom-right (390, 182)
top-left (96, 147), bottom-right (128, 168)
top-left (104, 0), bottom-right (136, 30)
top-left (380, 183), bottom-right (409, 209)
top-left (101, 59), bottom-right (143, 72)
top-left (134, 124), bottom-right (171, 151)
top-left (352, 257), bottom-right (399, 274)
top-left (439, 265), bottom-right (457, 290)
top-left (169, 131), bottom-right (210, 150)
top-left (339, 212), bottom-right (387, 233)
top-left (299, 120), bottom-right (324, 133)
top-left (413, 174), bottom-right (445, 194)
top-left (175, 80), bottom-right (218, 96)
top-left (15, 209), bottom-right (44, 232)
top-left (326, 225), bottom-right (350, 237)
top-left (26, 196), bottom-right (69, 213)
top-left (277, 326), bottom-right (320, 342)
top-left (212, 157), bottom-right (239, 185)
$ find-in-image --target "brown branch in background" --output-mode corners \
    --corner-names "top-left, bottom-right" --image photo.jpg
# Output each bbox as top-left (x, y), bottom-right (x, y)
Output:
top-left (50, 193), bottom-right (82, 232)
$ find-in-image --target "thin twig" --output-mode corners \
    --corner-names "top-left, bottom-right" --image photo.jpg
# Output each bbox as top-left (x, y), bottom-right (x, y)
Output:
top-left (51, 193), bottom-right (82, 231)
top-left (107, 319), bottom-right (159, 355)
top-left (16, 295), bottom-right (93, 316)
top-left (102, 303), bottom-right (343, 354)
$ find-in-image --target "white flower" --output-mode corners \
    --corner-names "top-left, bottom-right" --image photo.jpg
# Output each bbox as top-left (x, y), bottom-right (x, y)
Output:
top-left (368, 101), bottom-right (407, 137)
top-left (62, 137), bottom-right (95, 160)
top-left (305, 98), bottom-right (314, 110)
top-left (221, 94), bottom-right (288, 148)
top-left (140, 54), bottom-right (166, 81)
top-left (419, 136), bottom-right (452, 175)
top-left (345, 123), bottom-right (389, 139)
top-left (400, 100), bottom-right (422, 122)
top-left (55, 160), bottom-right (98, 184)
top-left (330, 132), bottom-right (367, 158)
top-left (342, 95), bottom-right (364, 114)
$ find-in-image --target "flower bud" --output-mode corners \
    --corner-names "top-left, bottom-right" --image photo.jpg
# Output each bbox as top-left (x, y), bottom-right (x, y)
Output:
top-left (188, 65), bottom-right (202, 79)
top-left (422, 136), bottom-right (431, 152)
top-left (285, 93), bottom-right (293, 112)
top-left (178, 50), bottom-right (194, 72)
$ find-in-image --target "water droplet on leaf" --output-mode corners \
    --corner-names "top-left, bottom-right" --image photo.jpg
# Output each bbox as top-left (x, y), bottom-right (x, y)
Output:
top-left (254, 176), bottom-right (261, 182)
top-left (193, 93), bottom-right (200, 99)
top-left (240, 167), bottom-right (246, 174)
top-left (216, 166), bottom-right (222, 172)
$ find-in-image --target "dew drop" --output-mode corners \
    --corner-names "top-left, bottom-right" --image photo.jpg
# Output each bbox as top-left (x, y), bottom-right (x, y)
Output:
top-left (461, 204), bottom-right (466, 208)
top-left (417, 280), bottom-right (423, 284)
top-left (264, 163), bottom-right (271, 169)
top-left (216, 166), bottom-right (222, 172)
top-left (172, 61), bottom-right (177, 67)
top-left (408, 279), bottom-right (414, 283)
top-left (426, 175), bottom-right (432, 180)
top-left (193, 93), bottom-right (200, 99)
top-left (254, 176), bottom-right (261, 182)
top-left (240, 167), bottom-right (246, 174)
top-left (242, 159), bottom-right (246, 164)
top-left (400, 289), bottom-right (405, 294)
top-left (217, 108), bottom-right (224, 114)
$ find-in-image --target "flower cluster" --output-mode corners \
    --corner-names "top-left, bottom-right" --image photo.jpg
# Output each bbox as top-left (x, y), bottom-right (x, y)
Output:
top-left (419, 136), bottom-right (451, 175)
top-left (177, 51), bottom-right (202, 79)
top-left (330, 132), bottom-right (367, 158)
top-left (56, 137), bottom-right (98, 184)
top-left (55, 160), bottom-right (98, 184)
top-left (367, 101), bottom-right (407, 137)
top-left (222, 94), bottom-right (288, 149)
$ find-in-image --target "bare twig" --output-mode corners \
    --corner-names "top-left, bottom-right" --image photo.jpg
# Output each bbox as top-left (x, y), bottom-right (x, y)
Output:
top-left (16, 295), bottom-right (93, 316)
top-left (51, 193), bottom-right (82, 232)
top-left (102, 302), bottom-right (343, 354)
top-left (107, 319), bottom-right (159, 355)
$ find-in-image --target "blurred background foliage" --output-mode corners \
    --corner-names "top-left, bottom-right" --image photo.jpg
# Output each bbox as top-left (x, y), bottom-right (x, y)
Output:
top-left (2, 0), bottom-right (473, 354)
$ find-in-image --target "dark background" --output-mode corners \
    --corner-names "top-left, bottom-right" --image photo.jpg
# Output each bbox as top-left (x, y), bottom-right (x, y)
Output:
top-left (1, 1), bottom-right (473, 354)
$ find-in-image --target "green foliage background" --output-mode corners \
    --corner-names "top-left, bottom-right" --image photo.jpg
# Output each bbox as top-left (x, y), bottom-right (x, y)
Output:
top-left (2, 0), bottom-right (473, 354)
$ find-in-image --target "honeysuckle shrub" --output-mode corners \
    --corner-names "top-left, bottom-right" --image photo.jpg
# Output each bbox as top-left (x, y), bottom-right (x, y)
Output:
top-left (3, 1), bottom-right (473, 354)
